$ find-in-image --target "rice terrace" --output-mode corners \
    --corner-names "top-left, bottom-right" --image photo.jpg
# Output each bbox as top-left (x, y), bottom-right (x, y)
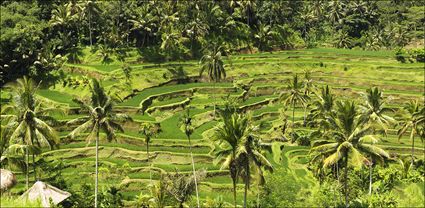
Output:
top-left (0, 1), bottom-right (424, 208)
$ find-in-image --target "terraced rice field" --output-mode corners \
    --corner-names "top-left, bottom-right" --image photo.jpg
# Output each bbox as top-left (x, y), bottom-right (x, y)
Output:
top-left (6, 48), bottom-right (424, 206)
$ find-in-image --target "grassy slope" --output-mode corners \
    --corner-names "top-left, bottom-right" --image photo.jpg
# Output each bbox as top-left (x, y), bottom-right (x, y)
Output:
top-left (4, 47), bottom-right (424, 205)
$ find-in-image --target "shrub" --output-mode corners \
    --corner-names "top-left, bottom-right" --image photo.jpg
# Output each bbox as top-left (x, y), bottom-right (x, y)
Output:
top-left (259, 168), bottom-right (303, 207)
top-left (395, 48), bottom-right (425, 63)
top-left (0, 197), bottom-right (42, 207)
top-left (409, 48), bottom-right (425, 63)
top-left (395, 49), bottom-right (407, 63)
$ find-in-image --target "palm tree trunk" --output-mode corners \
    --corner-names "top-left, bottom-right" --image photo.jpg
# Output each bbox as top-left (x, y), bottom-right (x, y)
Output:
top-left (411, 128), bottom-right (415, 166)
top-left (292, 102), bottom-right (295, 135)
top-left (337, 161), bottom-right (342, 204)
top-left (95, 123), bottom-right (99, 208)
top-left (344, 154), bottom-right (349, 208)
top-left (33, 153), bottom-right (36, 181)
top-left (244, 180), bottom-right (248, 208)
top-left (188, 136), bottom-right (200, 208)
top-left (147, 141), bottom-right (152, 183)
top-left (26, 147), bottom-right (29, 190)
top-left (214, 81), bottom-right (217, 118)
top-left (232, 177), bottom-right (237, 208)
top-left (89, 9), bottom-right (93, 48)
top-left (257, 183), bottom-right (260, 208)
top-left (368, 164), bottom-right (372, 195)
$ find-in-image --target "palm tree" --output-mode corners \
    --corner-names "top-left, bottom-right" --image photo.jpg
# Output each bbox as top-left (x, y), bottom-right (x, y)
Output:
top-left (254, 23), bottom-right (278, 51)
top-left (310, 101), bottom-right (390, 207)
top-left (212, 111), bottom-right (249, 207)
top-left (179, 108), bottom-right (200, 208)
top-left (185, 6), bottom-right (209, 57)
top-left (80, 1), bottom-right (101, 47)
top-left (359, 87), bottom-right (395, 195)
top-left (199, 45), bottom-right (227, 117)
top-left (1, 76), bottom-right (58, 189)
top-left (327, 0), bottom-right (344, 26)
top-left (398, 100), bottom-right (424, 165)
top-left (50, 3), bottom-right (75, 44)
top-left (67, 79), bottom-right (130, 208)
top-left (302, 70), bottom-right (314, 126)
top-left (139, 122), bottom-right (161, 183)
top-left (334, 29), bottom-right (352, 49)
top-left (280, 74), bottom-right (308, 136)
top-left (308, 85), bottom-right (335, 132)
top-left (236, 135), bottom-right (273, 208)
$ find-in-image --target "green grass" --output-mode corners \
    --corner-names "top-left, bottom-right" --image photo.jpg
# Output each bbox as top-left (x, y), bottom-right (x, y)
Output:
top-left (119, 83), bottom-right (232, 107)
top-left (37, 89), bottom-right (77, 106)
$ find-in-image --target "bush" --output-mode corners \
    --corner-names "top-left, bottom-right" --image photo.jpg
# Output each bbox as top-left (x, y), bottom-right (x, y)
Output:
top-left (395, 48), bottom-right (425, 63)
top-left (259, 168), bottom-right (303, 207)
top-left (395, 49), bottom-right (407, 63)
top-left (409, 48), bottom-right (425, 63)
top-left (352, 192), bottom-right (398, 208)
top-left (0, 197), bottom-right (42, 207)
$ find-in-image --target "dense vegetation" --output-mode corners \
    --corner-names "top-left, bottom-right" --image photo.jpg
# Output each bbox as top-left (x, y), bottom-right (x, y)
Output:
top-left (1, 0), bottom-right (424, 85)
top-left (1, 1), bottom-right (424, 208)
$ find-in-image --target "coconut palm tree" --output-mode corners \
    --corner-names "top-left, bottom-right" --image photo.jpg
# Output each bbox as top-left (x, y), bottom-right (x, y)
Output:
top-left (254, 23), bottom-right (278, 51)
top-left (1, 76), bottom-right (58, 189)
top-left (212, 111), bottom-right (249, 207)
top-left (179, 108), bottom-right (200, 208)
top-left (359, 87), bottom-right (395, 134)
top-left (139, 122), bottom-right (161, 183)
top-left (359, 87), bottom-right (395, 195)
top-left (80, 1), bottom-right (101, 47)
top-left (199, 45), bottom-right (227, 117)
top-left (398, 100), bottom-right (424, 165)
top-left (302, 70), bottom-right (314, 126)
top-left (310, 101), bottom-right (390, 207)
top-left (327, 0), bottom-right (345, 26)
top-left (67, 79), bottom-right (130, 208)
top-left (50, 3), bottom-right (77, 46)
top-left (280, 74), bottom-right (308, 135)
top-left (236, 135), bottom-right (273, 208)
top-left (308, 85), bottom-right (335, 133)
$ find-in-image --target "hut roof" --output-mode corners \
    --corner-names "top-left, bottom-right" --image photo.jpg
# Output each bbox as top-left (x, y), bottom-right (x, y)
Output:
top-left (0, 169), bottom-right (17, 192)
top-left (20, 181), bottom-right (71, 207)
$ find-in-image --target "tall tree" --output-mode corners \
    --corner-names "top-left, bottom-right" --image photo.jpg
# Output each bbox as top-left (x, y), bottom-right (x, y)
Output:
top-left (302, 70), bottom-right (314, 126)
top-left (308, 85), bottom-right (335, 132)
top-left (1, 76), bottom-right (58, 189)
top-left (310, 101), bottom-right (390, 207)
top-left (199, 45), bottom-right (227, 117)
top-left (212, 111), bottom-right (249, 207)
top-left (139, 122), bottom-right (161, 183)
top-left (280, 74), bottom-right (308, 136)
top-left (397, 100), bottom-right (424, 165)
top-left (80, 1), bottom-right (101, 47)
top-left (179, 108), bottom-right (200, 208)
top-left (236, 135), bottom-right (273, 208)
top-left (50, 3), bottom-right (75, 46)
top-left (67, 79), bottom-right (130, 208)
top-left (359, 87), bottom-right (395, 195)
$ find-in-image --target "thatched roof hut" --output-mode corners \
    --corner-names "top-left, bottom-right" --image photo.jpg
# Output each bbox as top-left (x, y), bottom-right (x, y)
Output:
top-left (20, 181), bottom-right (71, 207)
top-left (0, 169), bottom-right (17, 192)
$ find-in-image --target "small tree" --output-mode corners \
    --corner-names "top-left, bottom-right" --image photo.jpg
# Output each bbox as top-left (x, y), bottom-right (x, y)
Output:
top-left (165, 169), bottom-right (206, 208)
top-left (139, 122), bottom-right (161, 183)
top-left (122, 64), bottom-right (132, 86)
top-left (179, 108), bottom-right (200, 207)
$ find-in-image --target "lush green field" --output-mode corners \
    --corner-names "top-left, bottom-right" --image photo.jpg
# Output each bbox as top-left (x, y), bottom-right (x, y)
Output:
top-left (2, 48), bottom-right (424, 206)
